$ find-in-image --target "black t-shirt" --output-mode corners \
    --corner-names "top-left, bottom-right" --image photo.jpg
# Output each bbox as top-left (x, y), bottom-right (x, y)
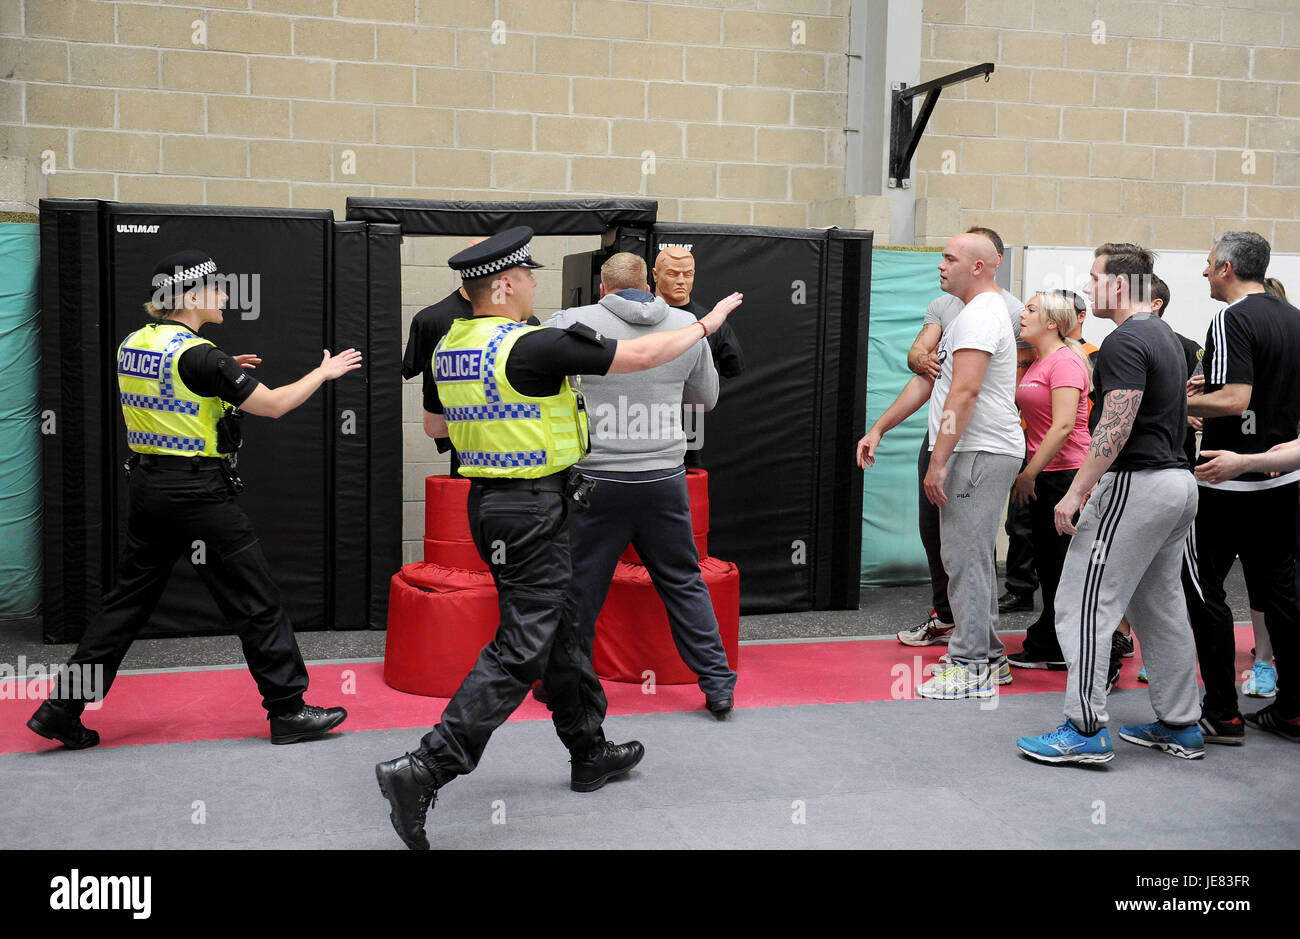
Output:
top-left (1173, 331), bottom-right (1202, 468)
top-left (1091, 312), bottom-right (1189, 472)
top-left (1199, 293), bottom-right (1300, 477)
top-left (176, 344), bottom-right (259, 406)
top-left (505, 324), bottom-right (616, 395)
top-left (676, 298), bottom-right (745, 379)
top-left (402, 291), bottom-right (475, 414)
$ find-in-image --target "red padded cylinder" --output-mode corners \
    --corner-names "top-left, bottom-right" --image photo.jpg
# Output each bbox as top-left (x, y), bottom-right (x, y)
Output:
top-left (423, 475), bottom-right (487, 572)
top-left (591, 556), bottom-right (739, 685)
top-left (383, 563), bottom-right (499, 697)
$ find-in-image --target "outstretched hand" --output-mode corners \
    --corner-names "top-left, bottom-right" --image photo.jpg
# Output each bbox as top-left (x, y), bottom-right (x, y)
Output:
top-left (319, 348), bottom-right (363, 380)
top-left (700, 292), bottom-right (744, 335)
top-left (232, 354), bottom-right (262, 370)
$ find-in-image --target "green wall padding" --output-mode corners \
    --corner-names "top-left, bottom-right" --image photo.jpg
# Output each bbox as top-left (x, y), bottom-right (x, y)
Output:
top-left (0, 224), bottom-right (41, 619)
top-left (860, 249), bottom-right (944, 588)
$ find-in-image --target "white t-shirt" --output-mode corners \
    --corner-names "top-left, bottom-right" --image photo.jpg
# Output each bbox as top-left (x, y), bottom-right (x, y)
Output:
top-left (928, 290), bottom-right (1026, 458)
top-left (924, 289), bottom-right (1026, 344)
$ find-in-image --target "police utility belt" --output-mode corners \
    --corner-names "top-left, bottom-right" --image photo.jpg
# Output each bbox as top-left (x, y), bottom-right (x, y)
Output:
top-left (473, 467), bottom-right (596, 507)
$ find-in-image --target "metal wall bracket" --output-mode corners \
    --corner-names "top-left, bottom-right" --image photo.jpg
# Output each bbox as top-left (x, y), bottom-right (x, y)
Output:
top-left (888, 62), bottom-right (994, 189)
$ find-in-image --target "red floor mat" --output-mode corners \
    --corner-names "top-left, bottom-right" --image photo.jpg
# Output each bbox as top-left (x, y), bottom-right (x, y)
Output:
top-left (0, 628), bottom-right (1259, 754)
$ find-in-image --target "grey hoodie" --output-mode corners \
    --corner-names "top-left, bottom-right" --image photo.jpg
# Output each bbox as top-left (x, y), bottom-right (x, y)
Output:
top-left (548, 289), bottom-right (718, 472)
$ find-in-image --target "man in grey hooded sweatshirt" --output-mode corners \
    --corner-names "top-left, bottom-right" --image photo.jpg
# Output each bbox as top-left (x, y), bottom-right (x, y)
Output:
top-left (548, 252), bottom-right (738, 717)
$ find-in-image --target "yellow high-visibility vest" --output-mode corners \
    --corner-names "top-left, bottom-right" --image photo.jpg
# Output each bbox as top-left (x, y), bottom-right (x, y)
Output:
top-left (117, 322), bottom-right (226, 457)
top-left (434, 316), bottom-right (587, 478)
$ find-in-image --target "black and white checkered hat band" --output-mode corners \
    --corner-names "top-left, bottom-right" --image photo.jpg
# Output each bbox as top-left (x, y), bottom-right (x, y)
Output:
top-left (459, 245), bottom-right (531, 280)
top-left (155, 260), bottom-right (217, 291)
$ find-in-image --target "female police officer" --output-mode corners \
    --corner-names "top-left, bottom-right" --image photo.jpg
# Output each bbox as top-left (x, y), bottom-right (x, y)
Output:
top-left (28, 249), bottom-right (362, 749)
top-left (375, 227), bottom-right (742, 849)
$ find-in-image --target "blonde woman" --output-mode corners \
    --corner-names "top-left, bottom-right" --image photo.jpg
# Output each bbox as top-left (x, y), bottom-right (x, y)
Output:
top-left (1008, 290), bottom-right (1092, 670)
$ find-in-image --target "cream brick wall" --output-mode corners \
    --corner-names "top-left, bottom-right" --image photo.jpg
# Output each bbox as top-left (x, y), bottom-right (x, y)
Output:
top-left (2, 0), bottom-right (850, 559)
top-left (3, 0), bottom-right (849, 222)
top-left (917, 0), bottom-right (1300, 250)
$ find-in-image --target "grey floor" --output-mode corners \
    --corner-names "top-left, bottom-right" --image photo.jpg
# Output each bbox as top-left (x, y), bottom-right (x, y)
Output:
top-left (4, 689), bottom-right (1295, 850)
top-left (2, 566), bottom-right (1283, 851)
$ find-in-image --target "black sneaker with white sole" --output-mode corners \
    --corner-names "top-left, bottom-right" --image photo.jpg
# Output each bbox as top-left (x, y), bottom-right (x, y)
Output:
top-left (1008, 650), bottom-right (1067, 670)
top-left (1197, 714), bottom-right (1245, 745)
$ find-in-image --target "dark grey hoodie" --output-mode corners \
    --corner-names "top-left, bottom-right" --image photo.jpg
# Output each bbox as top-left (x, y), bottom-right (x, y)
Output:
top-left (547, 288), bottom-right (718, 472)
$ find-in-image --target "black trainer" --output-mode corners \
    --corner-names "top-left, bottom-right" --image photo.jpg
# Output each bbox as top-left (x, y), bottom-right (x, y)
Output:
top-left (706, 695), bottom-right (733, 720)
top-left (1113, 632), bottom-right (1135, 658)
top-left (27, 700), bottom-right (99, 750)
top-left (998, 591), bottom-right (1034, 614)
top-left (269, 703), bottom-right (347, 744)
top-left (570, 739), bottom-right (644, 792)
top-left (1008, 649), bottom-right (1067, 670)
top-left (1244, 706), bottom-right (1300, 743)
top-left (375, 753), bottom-right (439, 850)
top-left (1197, 713), bottom-right (1246, 745)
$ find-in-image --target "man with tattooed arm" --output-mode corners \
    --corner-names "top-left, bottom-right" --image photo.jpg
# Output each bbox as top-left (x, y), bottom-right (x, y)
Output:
top-left (1018, 243), bottom-right (1204, 765)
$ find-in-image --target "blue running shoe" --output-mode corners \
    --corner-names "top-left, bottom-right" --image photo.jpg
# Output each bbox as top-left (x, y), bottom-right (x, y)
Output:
top-left (1118, 720), bottom-right (1205, 760)
top-left (1241, 660), bottom-right (1277, 698)
top-left (1137, 665), bottom-right (1149, 684)
top-left (1018, 720), bottom-right (1114, 764)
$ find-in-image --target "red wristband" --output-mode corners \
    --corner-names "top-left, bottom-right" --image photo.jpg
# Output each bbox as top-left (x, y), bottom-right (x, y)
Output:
top-left (698, 321), bottom-right (708, 339)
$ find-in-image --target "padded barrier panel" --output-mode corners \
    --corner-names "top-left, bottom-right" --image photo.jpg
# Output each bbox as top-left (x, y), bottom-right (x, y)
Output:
top-left (38, 200), bottom-right (403, 640)
top-left (104, 203), bottom-right (333, 636)
top-left (365, 224), bottom-right (403, 628)
top-left (617, 224), bottom-right (872, 613)
top-left (330, 221), bottom-right (370, 627)
top-left (592, 557), bottom-right (740, 685)
top-left (385, 564), bottom-right (499, 697)
top-left (345, 198), bottom-right (657, 237)
top-left (39, 200), bottom-right (109, 641)
top-left (0, 224), bottom-right (44, 620)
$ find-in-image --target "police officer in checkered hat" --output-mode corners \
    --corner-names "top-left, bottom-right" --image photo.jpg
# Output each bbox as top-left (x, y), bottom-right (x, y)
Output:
top-left (375, 226), bottom-right (743, 849)
top-left (29, 249), bottom-right (363, 750)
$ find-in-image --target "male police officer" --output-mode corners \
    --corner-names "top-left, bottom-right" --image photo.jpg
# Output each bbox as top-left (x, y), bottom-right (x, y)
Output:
top-left (375, 228), bottom-right (742, 850)
top-left (28, 250), bottom-right (359, 749)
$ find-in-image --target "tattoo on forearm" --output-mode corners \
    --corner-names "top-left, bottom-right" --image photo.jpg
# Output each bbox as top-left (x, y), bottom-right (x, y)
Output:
top-left (1088, 390), bottom-right (1143, 461)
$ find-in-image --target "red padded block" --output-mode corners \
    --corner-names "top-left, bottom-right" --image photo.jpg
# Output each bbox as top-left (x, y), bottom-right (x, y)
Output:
top-left (620, 468), bottom-right (710, 564)
top-left (384, 563), bottom-right (499, 697)
top-left (592, 556), bottom-right (739, 685)
top-left (423, 475), bottom-right (487, 572)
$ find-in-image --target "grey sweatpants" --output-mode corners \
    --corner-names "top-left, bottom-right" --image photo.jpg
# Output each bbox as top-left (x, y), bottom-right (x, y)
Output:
top-left (940, 450), bottom-right (1023, 669)
top-left (1055, 468), bottom-right (1200, 735)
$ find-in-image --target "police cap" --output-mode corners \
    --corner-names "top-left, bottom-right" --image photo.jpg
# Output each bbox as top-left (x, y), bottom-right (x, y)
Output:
top-left (151, 249), bottom-right (222, 303)
top-left (447, 226), bottom-right (544, 282)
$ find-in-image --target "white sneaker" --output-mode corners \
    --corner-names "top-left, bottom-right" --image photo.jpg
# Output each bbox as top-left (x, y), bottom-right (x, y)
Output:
top-left (916, 663), bottom-right (995, 699)
top-left (897, 611), bottom-right (955, 647)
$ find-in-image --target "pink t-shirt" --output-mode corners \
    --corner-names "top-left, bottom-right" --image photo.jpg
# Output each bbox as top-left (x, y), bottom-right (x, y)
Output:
top-left (1015, 347), bottom-right (1090, 472)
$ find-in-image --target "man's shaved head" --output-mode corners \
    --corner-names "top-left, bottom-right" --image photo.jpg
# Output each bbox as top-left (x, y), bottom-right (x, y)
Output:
top-left (653, 246), bottom-right (696, 306)
top-left (938, 232), bottom-right (999, 302)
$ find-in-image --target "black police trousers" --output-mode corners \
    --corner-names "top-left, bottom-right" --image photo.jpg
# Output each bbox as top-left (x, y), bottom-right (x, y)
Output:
top-left (54, 462), bottom-right (310, 718)
top-left (418, 477), bottom-right (609, 784)
top-left (1186, 482), bottom-right (1300, 719)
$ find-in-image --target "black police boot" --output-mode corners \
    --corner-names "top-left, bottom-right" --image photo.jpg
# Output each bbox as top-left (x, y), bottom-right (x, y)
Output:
top-left (570, 739), bottom-right (644, 792)
top-left (269, 703), bottom-right (347, 744)
top-left (27, 700), bottom-right (99, 750)
top-left (375, 753), bottom-right (439, 850)
top-left (706, 695), bottom-right (733, 720)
